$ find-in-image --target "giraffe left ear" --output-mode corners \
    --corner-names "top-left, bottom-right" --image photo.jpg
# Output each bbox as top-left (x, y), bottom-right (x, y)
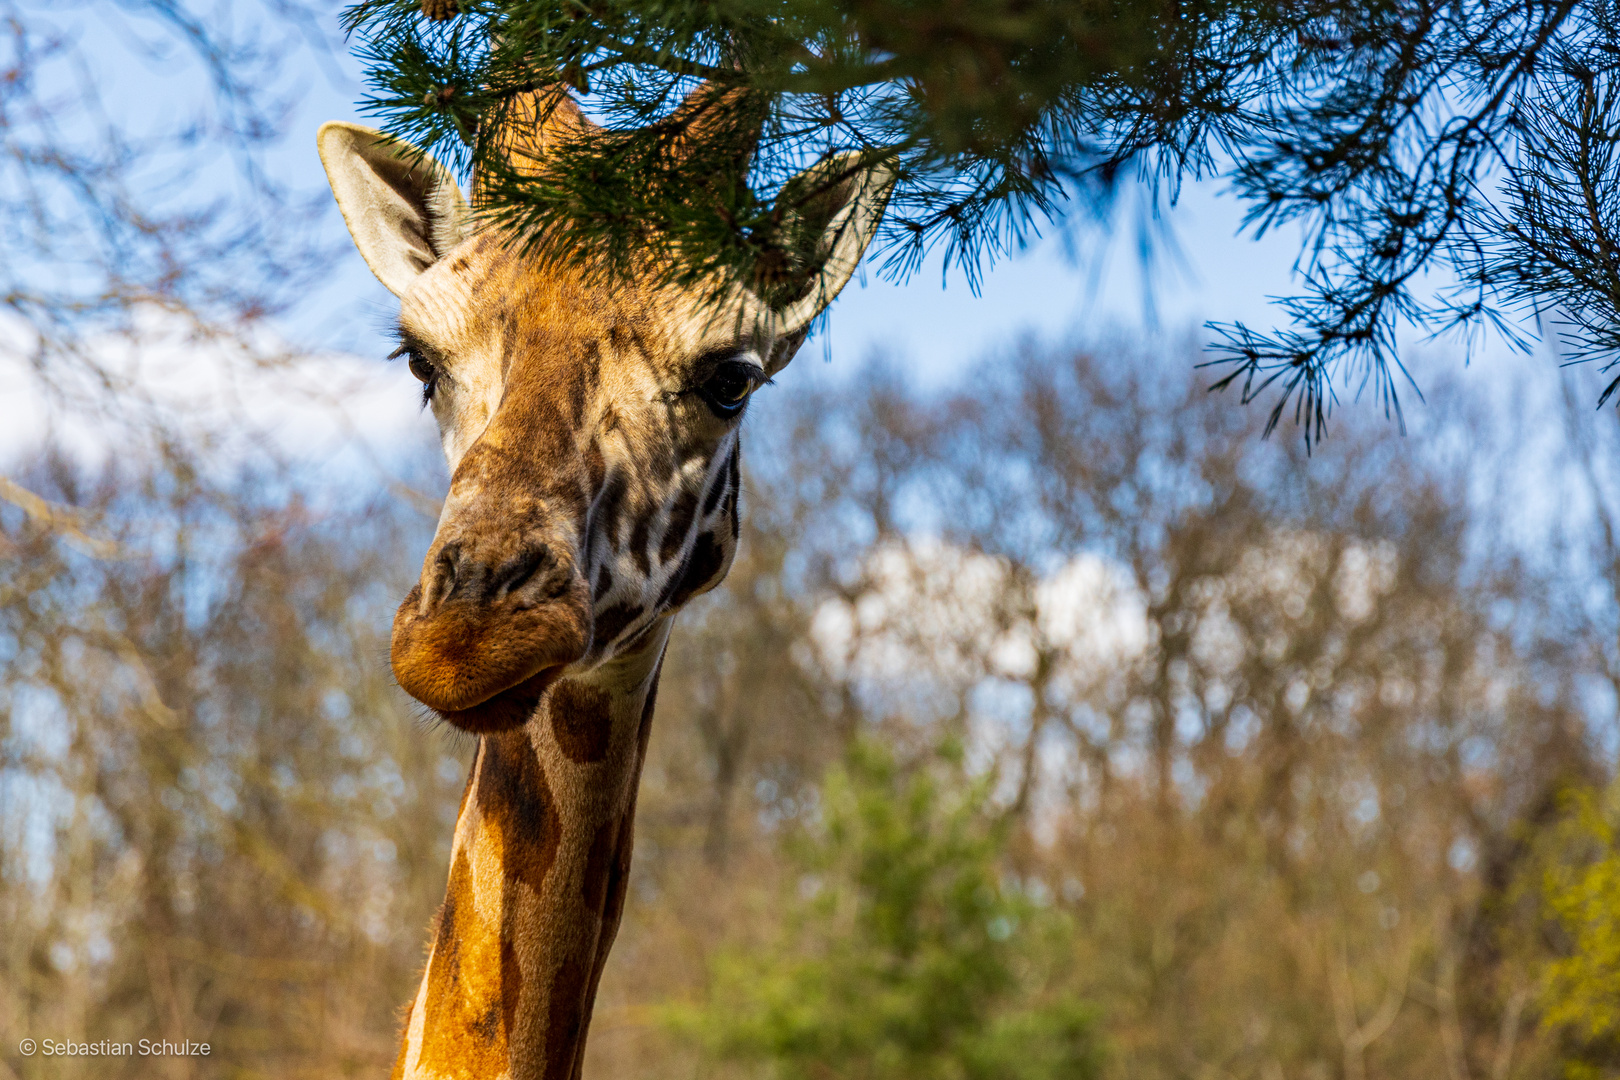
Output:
top-left (764, 152), bottom-right (896, 340)
top-left (318, 121), bottom-right (473, 297)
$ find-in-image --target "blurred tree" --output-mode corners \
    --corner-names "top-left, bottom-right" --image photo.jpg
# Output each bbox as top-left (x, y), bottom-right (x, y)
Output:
top-left (665, 737), bottom-right (1099, 1080)
top-left (0, 461), bottom-right (456, 1079)
top-left (0, 0), bottom-right (340, 468)
top-left (343, 0), bottom-right (1620, 440)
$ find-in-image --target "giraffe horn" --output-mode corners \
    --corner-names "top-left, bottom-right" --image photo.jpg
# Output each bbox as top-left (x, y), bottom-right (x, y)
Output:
top-left (473, 76), bottom-right (766, 254)
top-left (477, 85), bottom-right (601, 193)
top-left (660, 79), bottom-right (767, 170)
top-left (487, 78), bottom-right (763, 181)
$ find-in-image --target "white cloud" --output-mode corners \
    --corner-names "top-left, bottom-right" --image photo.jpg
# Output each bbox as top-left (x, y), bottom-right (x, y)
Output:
top-left (1034, 553), bottom-right (1152, 678)
top-left (0, 308), bottom-right (436, 478)
top-left (808, 538), bottom-right (1151, 703)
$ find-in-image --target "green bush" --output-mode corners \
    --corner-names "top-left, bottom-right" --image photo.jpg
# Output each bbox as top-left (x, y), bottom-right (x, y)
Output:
top-left (1539, 784), bottom-right (1620, 1075)
top-left (667, 739), bottom-right (1101, 1080)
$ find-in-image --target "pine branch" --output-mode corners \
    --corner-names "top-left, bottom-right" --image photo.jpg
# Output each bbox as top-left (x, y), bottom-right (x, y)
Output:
top-left (342, 0), bottom-right (1620, 440)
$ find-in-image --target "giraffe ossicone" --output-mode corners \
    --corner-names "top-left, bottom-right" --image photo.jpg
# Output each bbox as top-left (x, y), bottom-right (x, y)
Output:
top-left (317, 89), bottom-right (893, 1079)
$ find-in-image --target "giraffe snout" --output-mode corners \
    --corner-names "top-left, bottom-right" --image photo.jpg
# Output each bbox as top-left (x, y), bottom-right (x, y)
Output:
top-left (390, 529), bottom-right (591, 732)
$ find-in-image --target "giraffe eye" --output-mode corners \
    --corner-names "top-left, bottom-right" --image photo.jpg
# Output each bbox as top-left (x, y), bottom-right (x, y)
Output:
top-left (698, 360), bottom-right (761, 418)
top-left (390, 342), bottom-right (441, 407)
top-left (406, 353), bottom-right (436, 386)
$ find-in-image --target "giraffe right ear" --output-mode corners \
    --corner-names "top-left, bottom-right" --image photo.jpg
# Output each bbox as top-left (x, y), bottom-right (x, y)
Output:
top-left (318, 122), bottom-right (472, 298)
top-left (763, 152), bottom-right (897, 341)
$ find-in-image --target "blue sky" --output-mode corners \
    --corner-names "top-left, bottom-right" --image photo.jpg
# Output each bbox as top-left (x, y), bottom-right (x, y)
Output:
top-left (271, 11), bottom-right (1311, 382)
top-left (306, 99), bottom-right (1316, 383)
top-left (40, 3), bottom-right (1576, 429)
top-left (275, 14), bottom-right (1558, 408)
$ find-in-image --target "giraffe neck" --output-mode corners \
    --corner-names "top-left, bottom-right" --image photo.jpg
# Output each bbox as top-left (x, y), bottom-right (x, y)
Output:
top-left (393, 625), bottom-right (670, 1080)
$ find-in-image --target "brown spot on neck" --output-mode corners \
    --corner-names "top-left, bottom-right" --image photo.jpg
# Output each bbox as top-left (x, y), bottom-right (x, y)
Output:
top-left (543, 952), bottom-right (590, 1080)
top-left (581, 812), bottom-right (619, 914)
top-left (565, 659), bottom-right (664, 1080)
top-left (548, 679), bottom-right (614, 763)
top-left (500, 939), bottom-right (524, 1042)
top-left (479, 731), bottom-right (562, 895)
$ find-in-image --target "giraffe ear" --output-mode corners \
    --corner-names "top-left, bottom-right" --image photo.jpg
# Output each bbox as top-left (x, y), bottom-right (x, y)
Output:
top-left (766, 152), bottom-right (896, 339)
top-left (318, 122), bottom-right (473, 298)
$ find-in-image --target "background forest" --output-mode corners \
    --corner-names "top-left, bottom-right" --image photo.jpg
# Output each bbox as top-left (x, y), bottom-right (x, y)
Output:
top-left (5, 2), bottom-right (1620, 1080)
top-left (7, 350), bottom-right (1620, 1080)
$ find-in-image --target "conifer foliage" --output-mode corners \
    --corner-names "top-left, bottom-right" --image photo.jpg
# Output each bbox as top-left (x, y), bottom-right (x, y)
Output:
top-left (346, 0), bottom-right (1620, 438)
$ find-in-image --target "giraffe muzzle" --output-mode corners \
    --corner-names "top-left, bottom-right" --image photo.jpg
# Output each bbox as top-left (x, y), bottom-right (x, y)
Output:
top-left (390, 536), bottom-right (592, 732)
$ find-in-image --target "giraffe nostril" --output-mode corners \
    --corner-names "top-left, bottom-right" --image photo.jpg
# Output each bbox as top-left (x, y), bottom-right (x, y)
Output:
top-left (421, 537), bottom-right (566, 611)
top-left (492, 543), bottom-right (554, 600)
top-left (429, 541), bottom-right (462, 606)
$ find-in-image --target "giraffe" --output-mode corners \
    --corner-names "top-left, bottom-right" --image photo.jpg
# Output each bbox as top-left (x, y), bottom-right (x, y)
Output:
top-left (316, 88), bottom-right (892, 1080)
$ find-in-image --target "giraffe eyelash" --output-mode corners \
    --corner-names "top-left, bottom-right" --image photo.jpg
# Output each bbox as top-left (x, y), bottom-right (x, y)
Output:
top-left (388, 340), bottom-right (443, 407)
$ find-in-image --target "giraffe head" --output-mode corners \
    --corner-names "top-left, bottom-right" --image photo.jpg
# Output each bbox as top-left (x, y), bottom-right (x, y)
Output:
top-left (319, 92), bottom-right (891, 733)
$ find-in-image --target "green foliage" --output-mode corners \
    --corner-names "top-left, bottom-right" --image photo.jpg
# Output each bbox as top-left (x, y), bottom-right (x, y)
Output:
top-left (341, 0), bottom-right (1254, 294)
top-left (665, 738), bottom-right (1101, 1080)
top-left (1539, 783), bottom-right (1620, 1070)
top-left (342, 0), bottom-right (1620, 440)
